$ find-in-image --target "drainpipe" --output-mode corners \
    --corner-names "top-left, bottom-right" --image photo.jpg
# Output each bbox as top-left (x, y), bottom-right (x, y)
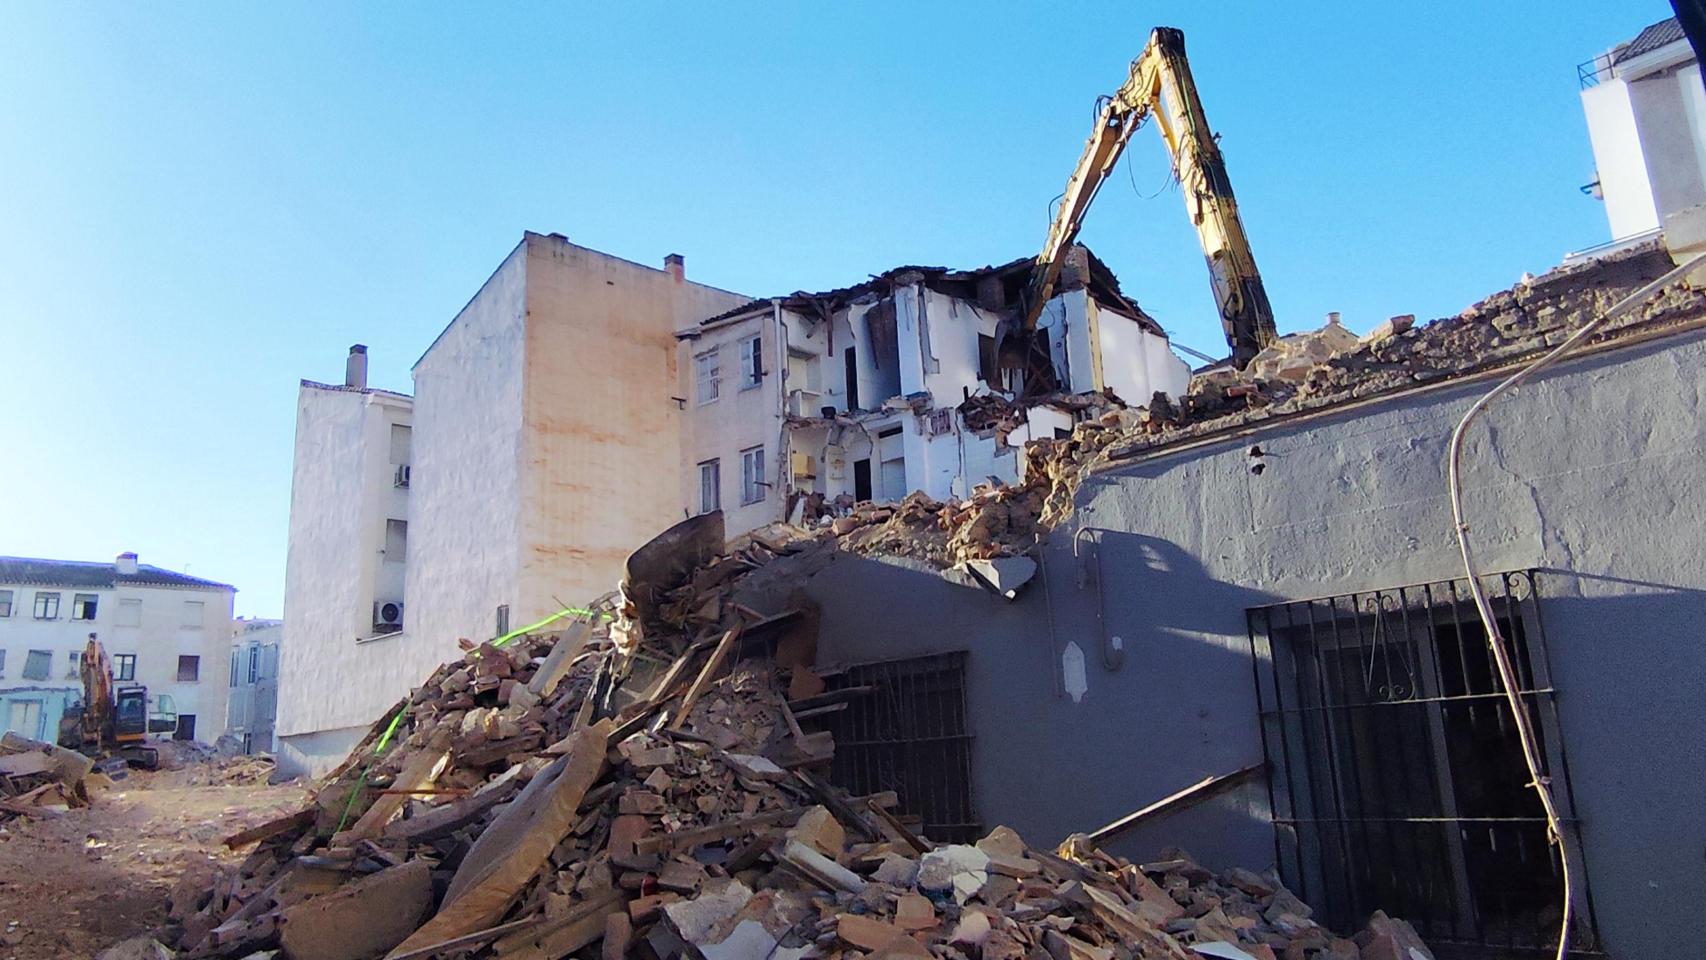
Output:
top-left (774, 301), bottom-right (787, 513)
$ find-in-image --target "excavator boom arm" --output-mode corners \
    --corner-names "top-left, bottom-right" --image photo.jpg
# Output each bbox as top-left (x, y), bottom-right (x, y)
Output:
top-left (1023, 27), bottom-right (1276, 368)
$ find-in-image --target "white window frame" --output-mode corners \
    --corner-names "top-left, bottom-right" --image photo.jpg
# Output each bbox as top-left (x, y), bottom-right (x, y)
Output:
top-left (32, 592), bottom-right (60, 620)
top-left (22, 649), bottom-right (51, 681)
top-left (0, 589), bottom-right (12, 618)
top-left (65, 651), bottom-right (80, 679)
top-left (699, 459), bottom-right (720, 514)
top-left (740, 446), bottom-right (766, 505)
top-left (739, 334), bottom-right (763, 390)
top-left (695, 349), bottom-right (721, 405)
top-left (114, 653), bottom-right (136, 682)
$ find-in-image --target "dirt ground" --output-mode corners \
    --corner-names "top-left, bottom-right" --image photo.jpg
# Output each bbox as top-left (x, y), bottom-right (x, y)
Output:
top-left (0, 764), bottom-right (312, 960)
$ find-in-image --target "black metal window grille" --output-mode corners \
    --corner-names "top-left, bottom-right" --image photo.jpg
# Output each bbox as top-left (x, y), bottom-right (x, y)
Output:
top-left (824, 652), bottom-right (980, 843)
top-left (1247, 572), bottom-right (1600, 956)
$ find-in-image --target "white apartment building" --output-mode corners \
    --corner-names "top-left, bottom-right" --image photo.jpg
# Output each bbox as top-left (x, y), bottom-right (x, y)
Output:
top-left (675, 247), bottom-right (1191, 533)
top-left (227, 617), bottom-right (281, 755)
top-left (0, 553), bottom-right (235, 744)
top-left (276, 234), bottom-right (750, 776)
top-left (276, 345), bottom-right (416, 775)
top-left (1579, 17), bottom-right (1706, 253)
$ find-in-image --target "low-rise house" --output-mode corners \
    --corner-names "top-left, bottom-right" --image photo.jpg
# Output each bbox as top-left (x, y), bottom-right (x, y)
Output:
top-left (226, 617), bottom-right (281, 755)
top-left (675, 246), bottom-right (1191, 534)
top-left (0, 553), bottom-right (234, 744)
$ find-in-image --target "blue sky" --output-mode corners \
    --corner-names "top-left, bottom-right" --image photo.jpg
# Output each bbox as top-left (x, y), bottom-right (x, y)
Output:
top-left (0, 2), bottom-right (1667, 616)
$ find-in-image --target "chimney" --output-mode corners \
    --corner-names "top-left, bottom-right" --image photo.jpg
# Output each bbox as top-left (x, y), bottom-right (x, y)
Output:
top-left (345, 344), bottom-right (368, 389)
top-left (115, 552), bottom-right (139, 576)
top-left (664, 253), bottom-right (685, 283)
top-left (1325, 311), bottom-right (1343, 327)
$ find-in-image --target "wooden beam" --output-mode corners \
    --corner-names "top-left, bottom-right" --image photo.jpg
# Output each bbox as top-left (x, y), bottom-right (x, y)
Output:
top-left (223, 807), bottom-right (315, 849)
top-left (1085, 764), bottom-right (1262, 848)
top-left (667, 627), bottom-right (741, 732)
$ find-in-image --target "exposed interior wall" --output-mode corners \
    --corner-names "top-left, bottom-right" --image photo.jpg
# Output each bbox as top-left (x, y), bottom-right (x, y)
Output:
top-left (1092, 299), bottom-right (1193, 403)
top-left (519, 235), bottom-right (751, 622)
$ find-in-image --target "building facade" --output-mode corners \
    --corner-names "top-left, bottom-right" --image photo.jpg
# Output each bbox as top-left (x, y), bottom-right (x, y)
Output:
top-left (777, 247), bottom-right (1702, 958)
top-left (0, 553), bottom-right (235, 744)
top-left (276, 234), bottom-right (751, 776)
top-left (276, 346), bottom-right (415, 775)
top-left (226, 617), bottom-right (281, 755)
top-left (676, 248), bottom-right (1191, 533)
top-left (1579, 17), bottom-right (1706, 250)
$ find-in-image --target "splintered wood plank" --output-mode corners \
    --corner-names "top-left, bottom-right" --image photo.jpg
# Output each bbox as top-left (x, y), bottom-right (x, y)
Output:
top-left (342, 749), bottom-right (451, 843)
top-left (667, 627), bottom-right (741, 732)
top-left (383, 720), bottom-right (612, 959)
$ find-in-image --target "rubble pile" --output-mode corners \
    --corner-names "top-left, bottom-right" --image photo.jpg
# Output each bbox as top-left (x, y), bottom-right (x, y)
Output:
top-left (1008, 242), bottom-right (1706, 533)
top-left (0, 731), bottom-right (99, 821)
top-left (153, 517), bottom-right (1433, 960)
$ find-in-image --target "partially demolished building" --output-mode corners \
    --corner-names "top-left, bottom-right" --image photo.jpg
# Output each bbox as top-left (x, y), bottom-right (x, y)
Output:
top-left (675, 246), bottom-right (1189, 535)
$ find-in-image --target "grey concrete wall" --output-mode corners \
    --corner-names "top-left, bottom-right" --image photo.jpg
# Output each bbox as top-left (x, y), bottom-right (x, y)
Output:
top-left (803, 327), bottom-right (1706, 957)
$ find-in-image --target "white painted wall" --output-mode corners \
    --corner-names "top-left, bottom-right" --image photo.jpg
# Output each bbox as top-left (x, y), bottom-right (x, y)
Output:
top-left (1092, 299), bottom-right (1193, 403)
top-left (0, 573), bottom-right (233, 744)
top-left (1584, 79), bottom-right (1662, 240)
top-left (407, 241), bottom-right (528, 657)
top-left (277, 379), bottom-right (416, 776)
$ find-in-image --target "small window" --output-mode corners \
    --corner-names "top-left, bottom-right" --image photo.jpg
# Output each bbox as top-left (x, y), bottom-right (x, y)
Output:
top-left (385, 518), bottom-right (408, 562)
top-left (114, 653), bottom-right (136, 682)
top-left (71, 593), bottom-right (98, 621)
top-left (117, 598), bottom-right (142, 627)
top-left (177, 655), bottom-right (200, 682)
top-left (0, 649), bottom-right (6, 676)
top-left (495, 604), bottom-right (510, 638)
top-left (741, 446), bottom-right (766, 505)
top-left (32, 592), bottom-right (60, 620)
top-left (695, 349), bottom-right (721, 404)
top-left (978, 333), bottom-right (999, 385)
top-left (248, 646), bottom-right (259, 683)
top-left (181, 600), bottom-right (204, 628)
top-left (0, 590), bottom-right (12, 618)
top-left (699, 459), bottom-right (721, 514)
top-left (229, 651), bottom-right (239, 687)
top-left (389, 423), bottom-right (412, 465)
top-left (22, 650), bottom-right (51, 681)
top-left (65, 651), bottom-right (79, 679)
top-left (739, 335), bottom-right (764, 389)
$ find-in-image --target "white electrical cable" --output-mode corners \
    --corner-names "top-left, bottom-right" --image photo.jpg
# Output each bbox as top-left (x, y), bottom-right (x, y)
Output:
top-left (1447, 251), bottom-right (1706, 960)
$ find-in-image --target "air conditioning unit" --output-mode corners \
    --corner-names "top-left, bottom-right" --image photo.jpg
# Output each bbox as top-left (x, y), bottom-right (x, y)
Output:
top-left (373, 601), bottom-right (404, 630)
top-left (394, 464), bottom-right (411, 488)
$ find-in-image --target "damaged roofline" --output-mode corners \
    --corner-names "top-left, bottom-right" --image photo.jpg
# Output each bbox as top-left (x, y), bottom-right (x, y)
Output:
top-left (1094, 311), bottom-right (1706, 475)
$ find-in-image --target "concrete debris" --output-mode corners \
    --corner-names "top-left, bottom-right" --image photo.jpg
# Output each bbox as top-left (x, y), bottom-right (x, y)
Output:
top-left (0, 731), bottom-right (97, 819)
top-left (95, 936), bottom-right (175, 960)
top-left (155, 513), bottom-right (1433, 960)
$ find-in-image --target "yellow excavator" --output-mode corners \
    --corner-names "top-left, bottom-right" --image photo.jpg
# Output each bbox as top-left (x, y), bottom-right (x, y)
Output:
top-left (57, 635), bottom-right (159, 769)
top-left (1023, 27), bottom-right (1277, 369)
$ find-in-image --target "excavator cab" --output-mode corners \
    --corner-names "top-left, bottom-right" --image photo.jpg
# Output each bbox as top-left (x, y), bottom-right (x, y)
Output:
top-left (113, 687), bottom-right (148, 743)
